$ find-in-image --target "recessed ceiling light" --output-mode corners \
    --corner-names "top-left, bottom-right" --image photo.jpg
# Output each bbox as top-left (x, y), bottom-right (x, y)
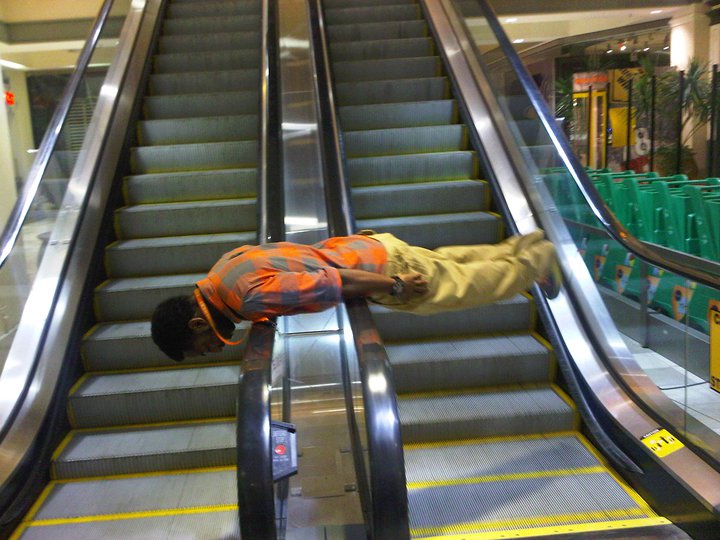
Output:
top-left (0, 59), bottom-right (28, 70)
top-left (513, 38), bottom-right (525, 43)
top-left (651, 9), bottom-right (663, 14)
top-left (505, 17), bottom-right (518, 23)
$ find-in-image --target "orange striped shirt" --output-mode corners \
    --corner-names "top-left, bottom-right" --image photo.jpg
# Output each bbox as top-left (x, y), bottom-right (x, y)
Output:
top-left (196, 235), bottom-right (387, 322)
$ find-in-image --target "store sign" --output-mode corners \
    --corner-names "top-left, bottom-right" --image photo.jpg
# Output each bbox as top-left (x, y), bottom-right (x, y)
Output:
top-left (572, 71), bottom-right (608, 92)
top-left (4, 91), bottom-right (14, 106)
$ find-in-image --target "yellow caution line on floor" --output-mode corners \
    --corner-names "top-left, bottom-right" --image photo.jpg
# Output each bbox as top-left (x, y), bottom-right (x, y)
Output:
top-left (407, 465), bottom-right (607, 490)
top-left (23, 503), bottom-right (239, 528)
top-left (416, 516), bottom-right (672, 539)
top-left (412, 512), bottom-right (670, 539)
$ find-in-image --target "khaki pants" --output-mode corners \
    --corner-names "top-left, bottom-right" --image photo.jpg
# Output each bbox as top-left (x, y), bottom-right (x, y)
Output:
top-left (368, 231), bottom-right (554, 315)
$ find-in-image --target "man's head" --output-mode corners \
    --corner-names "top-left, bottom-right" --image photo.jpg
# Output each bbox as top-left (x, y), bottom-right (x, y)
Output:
top-left (151, 295), bottom-right (231, 361)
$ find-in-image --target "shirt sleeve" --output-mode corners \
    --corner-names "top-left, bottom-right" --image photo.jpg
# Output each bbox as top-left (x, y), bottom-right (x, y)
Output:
top-left (240, 267), bottom-right (343, 317)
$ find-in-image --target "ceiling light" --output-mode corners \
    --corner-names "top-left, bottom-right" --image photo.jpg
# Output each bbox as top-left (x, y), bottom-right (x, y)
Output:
top-left (513, 38), bottom-right (525, 44)
top-left (0, 59), bottom-right (29, 70)
top-left (620, 43), bottom-right (627, 51)
top-left (505, 17), bottom-right (518, 23)
top-left (651, 9), bottom-right (663, 14)
top-left (606, 43), bottom-right (613, 54)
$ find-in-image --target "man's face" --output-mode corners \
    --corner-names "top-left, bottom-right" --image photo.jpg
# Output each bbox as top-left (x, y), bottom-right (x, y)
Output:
top-left (185, 328), bottom-right (225, 357)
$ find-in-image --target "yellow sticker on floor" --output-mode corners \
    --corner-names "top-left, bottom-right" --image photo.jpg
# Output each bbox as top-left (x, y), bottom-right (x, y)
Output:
top-left (641, 428), bottom-right (684, 458)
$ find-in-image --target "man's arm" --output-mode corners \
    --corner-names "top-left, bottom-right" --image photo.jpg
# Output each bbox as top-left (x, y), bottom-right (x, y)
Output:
top-left (338, 269), bottom-right (428, 301)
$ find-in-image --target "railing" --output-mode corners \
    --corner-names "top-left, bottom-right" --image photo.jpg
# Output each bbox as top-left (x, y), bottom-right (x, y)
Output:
top-left (309, 1), bottom-right (410, 537)
top-left (236, 0), bottom-right (284, 537)
top-left (426, 0), bottom-right (720, 525)
top-left (0, 0), bottom-right (163, 497)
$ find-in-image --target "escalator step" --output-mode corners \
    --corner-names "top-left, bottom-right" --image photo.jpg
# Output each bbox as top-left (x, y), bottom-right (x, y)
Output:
top-left (332, 56), bottom-right (440, 83)
top-left (324, 4), bottom-right (420, 25)
top-left (115, 199), bottom-right (257, 239)
top-left (94, 273), bottom-right (201, 321)
top-left (352, 179), bottom-right (488, 219)
top-left (398, 386), bottom-right (576, 443)
top-left (81, 321), bottom-right (247, 371)
top-left (153, 49), bottom-right (259, 74)
top-left (167, 0), bottom-right (259, 19)
top-left (105, 231), bottom-right (256, 278)
top-left (25, 469), bottom-right (238, 537)
top-left (328, 20), bottom-right (427, 42)
top-left (143, 91), bottom-right (259, 120)
top-left (53, 421), bottom-right (236, 479)
top-left (163, 15), bottom-right (260, 35)
top-left (149, 69), bottom-right (259, 95)
top-left (347, 150), bottom-right (477, 186)
top-left (158, 30), bottom-right (260, 54)
top-left (68, 365), bottom-right (241, 428)
top-left (130, 140), bottom-right (257, 174)
top-left (357, 212), bottom-right (501, 249)
top-left (386, 334), bottom-right (552, 393)
top-left (325, 0), bottom-right (416, 7)
top-left (339, 100), bottom-right (456, 130)
top-left (343, 124), bottom-right (466, 157)
top-left (335, 77), bottom-right (448, 105)
top-left (329, 36), bottom-right (433, 62)
top-left (123, 168), bottom-right (256, 204)
top-left (370, 296), bottom-right (533, 341)
top-left (137, 114), bottom-right (258, 145)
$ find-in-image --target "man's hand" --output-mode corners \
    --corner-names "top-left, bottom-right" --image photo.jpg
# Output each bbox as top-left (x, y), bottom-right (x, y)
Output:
top-left (395, 272), bottom-right (428, 302)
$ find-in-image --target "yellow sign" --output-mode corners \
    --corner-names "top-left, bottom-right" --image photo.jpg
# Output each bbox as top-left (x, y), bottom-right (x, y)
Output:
top-left (641, 428), bottom-right (684, 458)
top-left (710, 301), bottom-right (720, 394)
top-left (609, 68), bottom-right (644, 103)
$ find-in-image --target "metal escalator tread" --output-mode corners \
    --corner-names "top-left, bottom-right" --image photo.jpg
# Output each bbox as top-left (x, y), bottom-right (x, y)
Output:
top-left (13, 1), bottom-right (261, 538)
top-left (14, 469), bottom-right (240, 539)
top-left (404, 434), bottom-right (664, 538)
top-left (323, 0), bottom-right (669, 536)
top-left (52, 420), bottom-right (236, 479)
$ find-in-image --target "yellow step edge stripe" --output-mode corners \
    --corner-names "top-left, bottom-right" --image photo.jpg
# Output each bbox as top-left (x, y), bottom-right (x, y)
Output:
top-left (404, 430), bottom-right (583, 451)
top-left (407, 465), bottom-right (608, 490)
top-left (69, 414), bottom-right (236, 434)
top-left (24, 503), bottom-right (238, 528)
top-left (53, 464), bottom-right (236, 485)
top-left (416, 516), bottom-right (671, 540)
top-left (411, 508), bottom-right (661, 538)
top-left (80, 358), bottom-right (242, 377)
top-left (530, 330), bottom-right (558, 381)
top-left (574, 435), bottom-right (659, 516)
top-left (399, 381), bottom-right (572, 401)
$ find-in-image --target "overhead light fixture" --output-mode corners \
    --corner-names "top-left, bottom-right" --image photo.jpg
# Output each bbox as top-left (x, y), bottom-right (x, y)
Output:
top-left (0, 59), bottom-right (29, 71)
top-left (505, 17), bottom-right (518, 23)
top-left (620, 42), bottom-right (627, 52)
top-left (513, 38), bottom-right (525, 44)
top-left (606, 43), bottom-right (613, 54)
top-left (651, 9), bottom-right (663, 15)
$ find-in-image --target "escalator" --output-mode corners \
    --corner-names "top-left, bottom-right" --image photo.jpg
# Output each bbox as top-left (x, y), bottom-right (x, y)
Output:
top-left (9, 0), bottom-right (262, 537)
top-left (319, 0), bottom-right (711, 537)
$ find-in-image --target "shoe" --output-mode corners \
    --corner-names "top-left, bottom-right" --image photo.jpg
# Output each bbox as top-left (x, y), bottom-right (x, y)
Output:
top-left (538, 258), bottom-right (562, 299)
top-left (356, 229), bottom-right (378, 236)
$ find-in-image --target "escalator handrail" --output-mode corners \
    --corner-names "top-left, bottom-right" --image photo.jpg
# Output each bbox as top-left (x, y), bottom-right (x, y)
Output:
top-left (0, 0), bottom-right (118, 269)
top-left (309, 1), bottom-right (410, 537)
top-left (0, 0), bottom-right (164, 488)
top-left (472, 0), bottom-right (720, 291)
top-left (236, 0), bottom-right (282, 537)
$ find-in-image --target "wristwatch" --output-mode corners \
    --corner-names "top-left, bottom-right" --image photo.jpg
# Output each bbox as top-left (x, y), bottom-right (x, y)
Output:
top-left (390, 275), bottom-right (405, 298)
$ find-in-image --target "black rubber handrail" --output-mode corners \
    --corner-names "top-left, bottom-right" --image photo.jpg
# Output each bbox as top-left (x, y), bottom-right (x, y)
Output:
top-left (309, 1), bottom-right (411, 537)
top-left (236, 0), bottom-right (283, 537)
top-left (472, 0), bottom-right (720, 291)
top-left (0, 0), bottom-right (117, 269)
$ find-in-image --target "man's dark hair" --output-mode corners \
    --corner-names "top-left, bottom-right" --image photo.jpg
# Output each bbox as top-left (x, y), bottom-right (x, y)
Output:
top-left (151, 295), bottom-right (196, 361)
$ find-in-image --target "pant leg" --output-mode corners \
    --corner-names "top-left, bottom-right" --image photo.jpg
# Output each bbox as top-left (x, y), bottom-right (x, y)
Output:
top-left (432, 230), bottom-right (546, 263)
top-left (370, 233), bottom-right (555, 315)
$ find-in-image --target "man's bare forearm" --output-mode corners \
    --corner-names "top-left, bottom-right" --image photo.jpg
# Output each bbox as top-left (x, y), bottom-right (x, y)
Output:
top-left (338, 269), bottom-right (395, 298)
top-left (337, 269), bottom-right (429, 301)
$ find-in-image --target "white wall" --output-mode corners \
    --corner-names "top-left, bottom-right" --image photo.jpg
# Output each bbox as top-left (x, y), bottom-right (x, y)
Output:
top-left (0, 65), bottom-right (17, 227)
